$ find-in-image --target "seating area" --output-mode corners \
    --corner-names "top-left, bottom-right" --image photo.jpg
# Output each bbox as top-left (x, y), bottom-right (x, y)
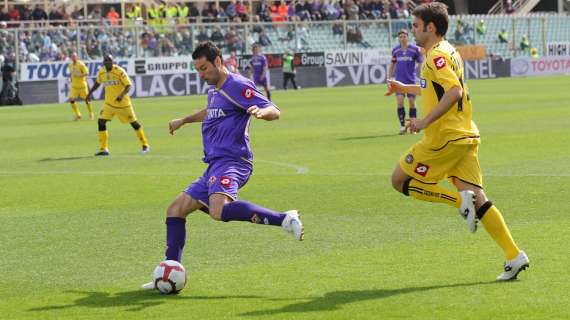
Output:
top-left (0, 13), bottom-right (569, 66)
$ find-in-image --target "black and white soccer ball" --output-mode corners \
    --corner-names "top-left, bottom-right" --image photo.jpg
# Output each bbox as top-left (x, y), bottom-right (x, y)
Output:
top-left (153, 260), bottom-right (187, 294)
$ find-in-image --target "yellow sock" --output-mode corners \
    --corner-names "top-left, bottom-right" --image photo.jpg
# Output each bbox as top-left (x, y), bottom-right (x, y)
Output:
top-left (86, 101), bottom-right (93, 117)
top-left (405, 179), bottom-right (461, 208)
top-left (135, 127), bottom-right (149, 147)
top-left (479, 203), bottom-right (520, 260)
top-left (70, 102), bottom-right (81, 118)
top-left (98, 131), bottom-right (109, 151)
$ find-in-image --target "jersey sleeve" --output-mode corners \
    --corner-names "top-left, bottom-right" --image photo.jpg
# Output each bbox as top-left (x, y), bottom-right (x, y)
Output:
top-left (118, 68), bottom-right (132, 86)
top-left (96, 68), bottom-right (104, 84)
top-left (427, 51), bottom-right (460, 91)
top-left (80, 63), bottom-right (88, 76)
top-left (221, 80), bottom-right (272, 110)
top-left (416, 47), bottom-right (423, 64)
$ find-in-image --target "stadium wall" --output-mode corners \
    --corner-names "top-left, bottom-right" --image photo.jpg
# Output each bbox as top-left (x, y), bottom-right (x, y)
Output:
top-left (17, 53), bottom-right (570, 105)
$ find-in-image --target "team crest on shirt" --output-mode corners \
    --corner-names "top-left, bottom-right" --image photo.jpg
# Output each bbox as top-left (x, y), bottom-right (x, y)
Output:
top-left (242, 88), bottom-right (254, 100)
top-left (414, 163), bottom-right (430, 177)
top-left (433, 56), bottom-right (446, 70)
top-left (420, 79), bottom-right (427, 88)
top-left (208, 175), bottom-right (217, 186)
top-left (405, 154), bottom-right (414, 164)
top-left (220, 176), bottom-right (232, 187)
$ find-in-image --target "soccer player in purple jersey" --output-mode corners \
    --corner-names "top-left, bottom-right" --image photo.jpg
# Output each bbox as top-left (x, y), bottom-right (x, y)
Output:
top-left (249, 44), bottom-right (272, 100)
top-left (142, 42), bottom-right (303, 289)
top-left (388, 29), bottom-right (423, 135)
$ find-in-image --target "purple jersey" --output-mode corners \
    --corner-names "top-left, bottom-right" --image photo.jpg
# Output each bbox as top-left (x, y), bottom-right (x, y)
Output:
top-left (250, 54), bottom-right (268, 81)
top-left (391, 44), bottom-right (422, 84)
top-left (201, 73), bottom-right (272, 163)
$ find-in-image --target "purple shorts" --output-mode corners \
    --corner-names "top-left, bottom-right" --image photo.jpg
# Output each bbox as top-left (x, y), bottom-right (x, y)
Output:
top-left (184, 159), bottom-right (253, 207)
top-left (396, 93), bottom-right (416, 98)
top-left (254, 76), bottom-right (268, 87)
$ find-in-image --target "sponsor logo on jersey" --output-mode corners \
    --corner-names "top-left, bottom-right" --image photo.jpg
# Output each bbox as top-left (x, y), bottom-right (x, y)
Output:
top-left (242, 88), bottom-right (254, 99)
top-left (208, 175), bottom-right (216, 186)
top-left (433, 56), bottom-right (446, 70)
top-left (414, 163), bottom-right (430, 177)
top-left (220, 176), bottom-right (232, 187)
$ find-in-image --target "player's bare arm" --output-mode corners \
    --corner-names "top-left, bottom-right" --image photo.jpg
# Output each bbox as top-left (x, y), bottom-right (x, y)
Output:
top-left (385, 79), bottom-right (421, 96)
top-left (410, 85), bottom-right (462, 132)
top-left (388, 62), bottom-right (396, 79)
top-left (86, 82), bottom-right (101, 102)
top-left (169, 108), bottom-right (207, 135)
top-left (247, 105), bottom-right (280, 121)
top-left (116, 85), bottom-right (131, 102)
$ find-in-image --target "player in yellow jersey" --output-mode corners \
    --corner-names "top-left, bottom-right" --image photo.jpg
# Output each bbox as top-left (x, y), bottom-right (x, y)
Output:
top-left (86, 55), bottom-right (150, 156)
top-left (385, 3), bottom-right (529, 281)
top-left (68, 53), bottom-right (94, 120)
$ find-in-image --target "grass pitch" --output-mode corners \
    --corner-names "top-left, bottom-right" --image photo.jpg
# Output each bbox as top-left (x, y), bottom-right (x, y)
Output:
top-left (1, 76), bottom-right (569, 319)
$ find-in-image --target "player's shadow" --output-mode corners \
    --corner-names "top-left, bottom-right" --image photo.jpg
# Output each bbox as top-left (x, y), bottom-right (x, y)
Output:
top-left (28, 290), bottom-right (263, 313)
top-left (38, 156), bottom-right (93, 162)
top-left (338, 133), bottom-right (400, 141)
top-left (241, 281), bottom-right (502, 316)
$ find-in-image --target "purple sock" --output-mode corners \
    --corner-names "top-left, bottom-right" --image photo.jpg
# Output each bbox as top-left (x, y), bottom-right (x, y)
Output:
top-left (409, 108), bottom-right (417, 119)
top-left (221, 200), bottom-right (286, 226)
top-left (165, 217), bottom-right (186, 262)
top-left (397, 106), bottom-right (406, 126)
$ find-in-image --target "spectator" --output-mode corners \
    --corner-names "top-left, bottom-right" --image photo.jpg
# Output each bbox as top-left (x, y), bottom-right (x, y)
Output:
top-left (295, 0), bottom-right (311, 21)
top-left (505, 0), bottom-right (515, 14)
top-left (32, 5), bottom-right (48, 21)
top-left (530, 47), bottom-right (539, 59)
top-left (307, 0), bottom-right (322, 20)
top-left (224, 51), bottom-right (240, 73)
top-left (332, 22), bottom-right (343, 35)
top-left (106, 7), bottom-right (120, 25)
top-left (188, 3), bottom-right (201, 22)
top-left (8, 5), bottom-right (20, 22)
top-left (454, 22), bottom-right (466, 45)
top-left (226, 0), bottom-right (238, 20)
top-left (20, 4), bottom-right (33, 21)
top-left (520, 35), bottom-right (530, 53)
top-left (177, 2), bottom-right (190, 24)
top-left (259, 29), bottom-right (272, 46)
top-left (476, 19), bottom-right (487, 37)
top-left (345, 0), bottom-right (360, 20)
top-left (0, 8), bottom-right (10, 23)
top-left (257, 0), bottom-right (272, 22)
top-left (225, 26), bottom-right (245, 52)
top-left (89, 5), bottom-right (104, 20)
top-left (210, 27), bottom-right (225, 45)
top-left (251, 15), bottom-right (264, 33)
top-left (236, 0), bottom-right (249, 21)
top-left (347, 26), bottom-right (371, 48)
top-left (201, 3), bottom-right (217, 23)
top-left (216, 4), bottom-right (228, 22)
top-left (498, 28), bottom-right (508, 43)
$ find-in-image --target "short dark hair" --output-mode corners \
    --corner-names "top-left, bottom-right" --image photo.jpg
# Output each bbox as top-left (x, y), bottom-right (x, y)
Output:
top-left (412, 2), bottom-right (449, 37)
top-left (192, 41), bottom-right (222, 63)
top-left (398, 29), bottom-right (409, 36)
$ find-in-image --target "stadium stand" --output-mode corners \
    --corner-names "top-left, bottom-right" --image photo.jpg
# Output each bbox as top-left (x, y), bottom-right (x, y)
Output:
top-left (0, 0), bottom-right (568, 67)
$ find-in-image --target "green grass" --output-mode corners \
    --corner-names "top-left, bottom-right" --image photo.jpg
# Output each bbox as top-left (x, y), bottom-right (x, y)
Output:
top-left (1, 76), bottom-right (569, 319)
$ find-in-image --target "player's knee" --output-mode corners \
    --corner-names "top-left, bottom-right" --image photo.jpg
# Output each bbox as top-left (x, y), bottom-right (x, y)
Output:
top-left (166, 203), bottom-right (185, 218)
top-left (208, 207), bottom-right (223, 221)
top-left (391, 173), bottom-right (404, 193)
top-left (130, 121), bottom-right (141, 130)
top-left (97, 119), bottom-right (107, 131)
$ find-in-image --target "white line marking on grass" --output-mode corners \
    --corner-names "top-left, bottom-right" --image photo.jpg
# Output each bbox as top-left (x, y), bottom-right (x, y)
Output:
top-left (255, 159), bottom-right (309, 174)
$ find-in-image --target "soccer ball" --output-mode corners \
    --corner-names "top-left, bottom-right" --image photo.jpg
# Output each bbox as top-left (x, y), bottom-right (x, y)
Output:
top-left (153, 260), bottom-right (187, 294)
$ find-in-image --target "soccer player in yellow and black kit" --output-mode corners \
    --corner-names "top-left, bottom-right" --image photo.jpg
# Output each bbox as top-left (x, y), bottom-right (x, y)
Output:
top-left (68, 53), bottom-right (94, 120)
top-left (386, 3), bottom-right (529, 281)
top-left (86, 55), bottom-right (149, 156)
